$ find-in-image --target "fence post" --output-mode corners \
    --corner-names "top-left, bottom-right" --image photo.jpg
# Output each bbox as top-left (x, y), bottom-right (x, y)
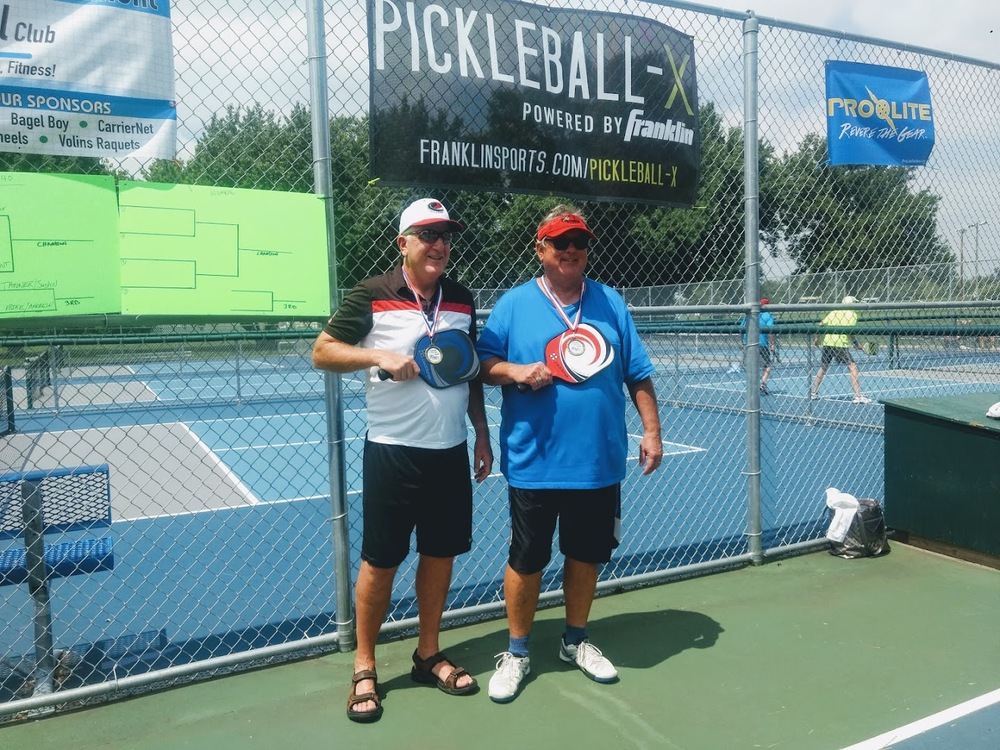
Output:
top-left (742, 13), bottom-right (763, 565)
top-left (305, 0), bottom-right (355, 651)
top-left (22, 479), bottom-right (55, 697)
top-left (236, 339), bottom-right (243, 404)
top-left (50, 346), bottom-right (61, 413)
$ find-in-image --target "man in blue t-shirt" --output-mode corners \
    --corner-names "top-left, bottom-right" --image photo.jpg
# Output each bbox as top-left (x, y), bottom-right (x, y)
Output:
top-left (477, 205), bottom-right (663, 703)
top-left (740, 297), bottom-right (777, 394)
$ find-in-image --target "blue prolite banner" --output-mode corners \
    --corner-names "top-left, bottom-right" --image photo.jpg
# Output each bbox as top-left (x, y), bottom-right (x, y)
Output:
top-left (825, 61), bottom-right (934, 166)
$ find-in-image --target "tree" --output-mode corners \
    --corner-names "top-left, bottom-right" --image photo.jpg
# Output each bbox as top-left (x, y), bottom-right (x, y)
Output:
top-left (596, 103), bottom-right (780, 289)
top-left (145, 104), bottom-right (312, 191)
top-left (773, 133), bottom-right (951, 274)
top-left (136, 102), bottom-right (952, 296)
top-left (144, 105), bottom-right (402, 291)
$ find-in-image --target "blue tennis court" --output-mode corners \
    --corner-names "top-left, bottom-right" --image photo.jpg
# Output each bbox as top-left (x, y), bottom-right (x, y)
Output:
top-left (1, 345), bottom-right (994, 691)
top-left (843, 688), bottom-right (1000, 749)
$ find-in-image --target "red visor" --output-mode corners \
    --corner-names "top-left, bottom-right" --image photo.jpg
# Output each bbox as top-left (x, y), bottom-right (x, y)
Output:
top-left (536, 214), bottom-right (596, 241)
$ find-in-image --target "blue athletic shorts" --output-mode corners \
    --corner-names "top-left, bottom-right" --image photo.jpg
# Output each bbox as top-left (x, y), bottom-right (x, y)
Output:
top-left (361, 439), bottom-right (473, 568)
top-left (507, 484), bottom-right (621, 574)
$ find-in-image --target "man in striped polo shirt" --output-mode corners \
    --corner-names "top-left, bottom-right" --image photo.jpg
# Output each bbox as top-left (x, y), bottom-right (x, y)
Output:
top-left (313, 198), bottom-right (492, 722)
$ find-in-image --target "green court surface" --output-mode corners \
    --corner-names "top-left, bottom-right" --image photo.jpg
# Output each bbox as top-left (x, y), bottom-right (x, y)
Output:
top-left (2, 543), bottom-right (998, 749)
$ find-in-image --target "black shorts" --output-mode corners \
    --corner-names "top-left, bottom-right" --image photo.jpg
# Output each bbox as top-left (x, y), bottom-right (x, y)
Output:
top-left (821, 346), bottom-right (854, 367)
top-left (361, 439), bottom-right (473, 568)
top-left (507, 485), bottom-right (621, 574)
top-left (743, 345), bottom-right (773, 368)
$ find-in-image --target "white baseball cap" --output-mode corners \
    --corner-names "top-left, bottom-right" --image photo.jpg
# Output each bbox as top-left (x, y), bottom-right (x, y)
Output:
top-left (399, 198), bottom-right (464, 234)
top-left (842, 295), bottom-right (858, 304)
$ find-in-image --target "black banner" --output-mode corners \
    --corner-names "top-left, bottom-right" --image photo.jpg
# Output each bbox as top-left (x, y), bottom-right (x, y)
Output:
top-left (368, 0), bottom-right (699, 206)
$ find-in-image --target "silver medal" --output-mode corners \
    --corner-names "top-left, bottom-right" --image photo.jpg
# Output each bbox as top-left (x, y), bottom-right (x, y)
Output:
top-left (424, 345), bottom-right (444, 364)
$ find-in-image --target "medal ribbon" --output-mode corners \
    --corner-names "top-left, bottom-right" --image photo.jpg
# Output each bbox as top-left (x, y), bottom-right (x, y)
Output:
top-left (537, 276), bottom-right (585, 331)
top-left (402, 268), bottom-right (443, 339)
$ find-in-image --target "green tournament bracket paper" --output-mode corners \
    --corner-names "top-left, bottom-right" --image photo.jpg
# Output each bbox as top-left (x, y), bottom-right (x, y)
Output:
top-left (0, 172), bottom-right (121, 319)
top-left (118, 181), bottom-right (330, 317)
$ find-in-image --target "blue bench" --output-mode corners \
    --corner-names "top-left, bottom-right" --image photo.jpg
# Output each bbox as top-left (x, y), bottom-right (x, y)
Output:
top-left (0, 464), bottom-right (114, 697)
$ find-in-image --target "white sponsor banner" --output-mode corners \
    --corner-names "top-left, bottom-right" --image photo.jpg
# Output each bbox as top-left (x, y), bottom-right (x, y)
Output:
top-left (0, 0), bottom-right (176, 159)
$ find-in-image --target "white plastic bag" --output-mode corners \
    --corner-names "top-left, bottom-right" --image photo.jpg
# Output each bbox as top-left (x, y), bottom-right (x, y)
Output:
top-left (825, 487), bottom-right (860, 543)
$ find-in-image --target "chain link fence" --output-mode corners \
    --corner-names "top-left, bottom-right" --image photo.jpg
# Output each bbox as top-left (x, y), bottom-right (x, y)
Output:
top-left (1, 0), bottom-right (999, 718)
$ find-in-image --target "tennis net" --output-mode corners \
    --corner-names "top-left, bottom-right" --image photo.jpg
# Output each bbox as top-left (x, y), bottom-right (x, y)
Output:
top-left (887, 330), bottom-right (999, 377)
top-left (24, 345), bottom-right (65, 410)
top-left (25, 352), bottom-right (51, 409)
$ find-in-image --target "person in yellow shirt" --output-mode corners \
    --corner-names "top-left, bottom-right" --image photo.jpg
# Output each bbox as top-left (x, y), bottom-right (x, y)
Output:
top-left (812, 296), bottom-right (870, 404)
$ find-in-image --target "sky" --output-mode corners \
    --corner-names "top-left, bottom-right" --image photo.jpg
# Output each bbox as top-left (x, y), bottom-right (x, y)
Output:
top-left (692, 0), bottom-right (998, 64)
top-left (687, 0), bottom-right (998, 276)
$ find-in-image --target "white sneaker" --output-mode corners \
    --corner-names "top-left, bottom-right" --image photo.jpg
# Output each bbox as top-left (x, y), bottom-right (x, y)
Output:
top-left (558, 639), bottom-right (618, 683)
top-left (488, 652), bottom-right (529, 703)
top-left (853, 395), bottom-right (872, 404)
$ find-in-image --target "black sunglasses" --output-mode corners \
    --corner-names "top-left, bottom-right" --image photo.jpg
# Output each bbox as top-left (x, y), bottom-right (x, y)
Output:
top-left (545, 235), bottom-right (591, 251)
top-left (409, 229), bottom-right (453, 244)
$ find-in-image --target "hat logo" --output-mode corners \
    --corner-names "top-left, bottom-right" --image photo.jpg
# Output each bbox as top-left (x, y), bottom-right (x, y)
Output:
top-left (427, 201), bottom-right (445, 212)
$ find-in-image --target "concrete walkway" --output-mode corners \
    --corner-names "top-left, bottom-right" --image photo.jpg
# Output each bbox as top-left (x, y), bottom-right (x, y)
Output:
top-left (2, 544), bottom-right (998, 749)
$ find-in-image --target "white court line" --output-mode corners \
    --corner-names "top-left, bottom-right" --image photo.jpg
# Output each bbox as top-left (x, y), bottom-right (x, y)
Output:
top-left (868, 382), bottom-right (965, 397)
top-left (685, 382), bottom-right (742, 394)
top-left (248, 359), bottom-right (279, 368)
top-left (214, 435), bottom-right (366, 452)
top-left (119, 365), bottom-right (160, 401)
top-left (177, 422), bottom-right (261, 506)
top-left (141, 489), bottom-right (364, 521)
top-left (138, 503), bottom-right (257, 522)
top-left (283, 490), bottom-right (361, 502)
top-left (217, 438), bottom-right (328, 452)
top-left (213, 425), bottom-right (522, 453)
top-left (840, 687), bottom-right (1000, 750)
top-left (662, 440), bottom-right (706, 456)
top-left (193, 409), bottom-right (363, 424)
top-left (628, 434), bottom-right (706, 456)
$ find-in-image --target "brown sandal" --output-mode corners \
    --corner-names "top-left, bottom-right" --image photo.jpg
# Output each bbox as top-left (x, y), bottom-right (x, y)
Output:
top-left (346, 669), bottom-right (383, 722)
top-left (410, 650), bottom-right (478, 695)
